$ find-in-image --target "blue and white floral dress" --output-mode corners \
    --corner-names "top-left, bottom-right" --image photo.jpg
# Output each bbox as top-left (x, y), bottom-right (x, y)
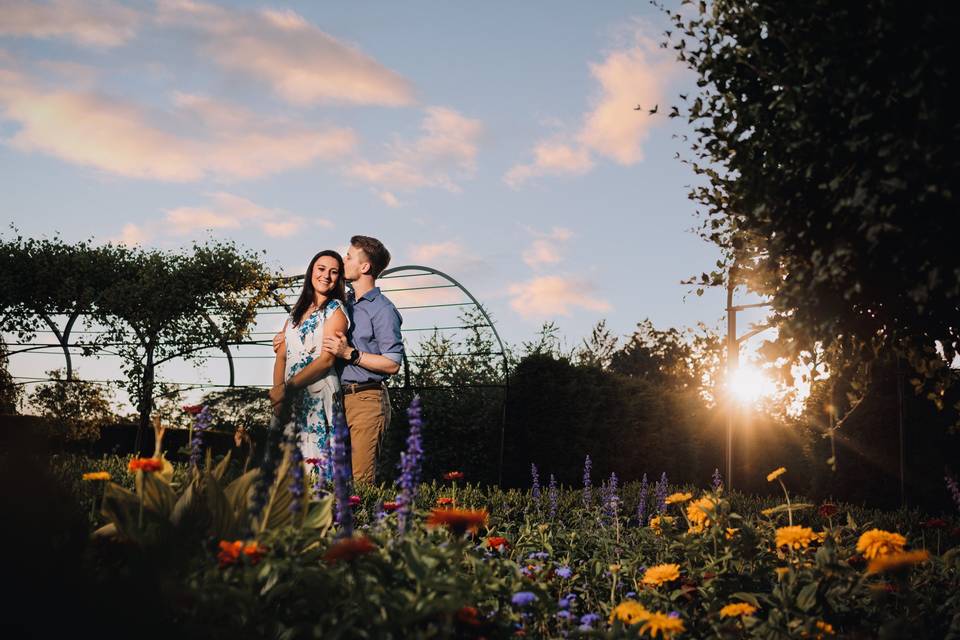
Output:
top-left (283, 300), bottom-right (350, 480)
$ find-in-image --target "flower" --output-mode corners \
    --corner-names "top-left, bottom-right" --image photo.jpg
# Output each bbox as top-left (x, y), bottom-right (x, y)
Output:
top-left (436, 496), bottom-right (454, 507)
top-left (818, 503), bottom-right (839, 518)
top-left (128, 457), bottom-right (163, 473)
top-left (642, 563), bottom-right (681, 587)
top-left (639, 611), bottom-right (685, 638)
top-left (725, 528), bottom-right (739, 539)
top-left (866, 549), bottom-right (930, 574)
top-left (610, 601), bottom-right (650, 625)
top-left (217, 540), bottom-right (265, 568)
top-left (556, 565), bottom-right (572, 579)
top-left (426, 508), bottom-right (488, 535)
top-left (776, 525), bottom-right (817, 550)
top-left (686, 496), bottom-right (715, 534)
top-left (719, 602), bottom-right (758, 618)
top-left (82, 471), bottom-right (111, 481)
top-left (486, 536), bottom-right (510, 550)
top-left (396, 396), bottom-right (424, 532)
top-left (665, 492), bottom-right (693, 505)
top-left (323, 535), bottom-right (376, 563)
top-left (443, 471), bottom-right (464, 481)
top-left (815, 621), bottom-right (835, 636)
top-left (511, 591), bottom-right (537, 607)
top-left (649, 515), bottom-right (674, 535)
top-left (579, 613), bottom-right (601, 629)
top-left (304, 457), bottom-right (322, 465)
top-left (856, 529), bottom-right (907, 559)
top-left (382, 501), bottom-right (399, 512)
top-left (920, 518), bottom-right (948, 529)
top-left (456, 606), bottom-right (481, 626)
top-left (766, 467), bottom-right (787, 482)
top-left (775, 567), bottom-right (790, 579)
top-left (349, 495), bottom-right (361, 507)
top-left (182, 404), bottom-right (203, 415)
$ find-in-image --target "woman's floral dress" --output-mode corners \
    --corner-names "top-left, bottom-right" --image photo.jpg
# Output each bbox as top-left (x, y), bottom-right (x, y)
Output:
top-left (283, 300), bottom-right (349, 482)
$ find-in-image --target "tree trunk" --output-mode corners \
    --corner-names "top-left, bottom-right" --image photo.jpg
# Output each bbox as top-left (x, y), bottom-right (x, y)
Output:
top-left (134, 344), bottom-right (155, 455)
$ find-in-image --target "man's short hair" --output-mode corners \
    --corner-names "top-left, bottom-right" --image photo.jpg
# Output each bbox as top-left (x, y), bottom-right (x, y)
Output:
top-left (351, 235), bottom-right (391, 278)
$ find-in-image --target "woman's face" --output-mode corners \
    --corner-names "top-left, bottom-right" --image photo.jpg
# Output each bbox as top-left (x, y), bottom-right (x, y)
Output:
top-left (311, 255), bottom-right (340, 295)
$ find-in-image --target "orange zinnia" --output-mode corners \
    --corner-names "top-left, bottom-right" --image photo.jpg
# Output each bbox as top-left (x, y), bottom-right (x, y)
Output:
top-left (436, 496), bottom-right (454, 507)
top-left (444, 471), bottom-right (465, 481)
top-left (486, 536), bottom-right (510, 550)
top-left (128, 457), bottom-right (163, 473)
top-left (323, 535), bottom-right (377, 563)
top-left (426, 508), bottom-right (488, 535)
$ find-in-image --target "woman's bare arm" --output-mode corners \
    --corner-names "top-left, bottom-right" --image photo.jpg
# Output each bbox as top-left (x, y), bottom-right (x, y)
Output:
top-left (287, 306), bottom-right (349, 390)
top-left (269, 320), bottom-right (288, 410)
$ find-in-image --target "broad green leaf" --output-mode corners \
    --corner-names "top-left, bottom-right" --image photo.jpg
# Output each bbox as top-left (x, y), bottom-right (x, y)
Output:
top-left (136, 469), bottom-right (176, 518)
top-left (100, 482), bottom-right (140, 541)
top-left (212, 449), bottom-right (233, 482)
top-left (302, 495), bottom-right (334, 535)
top-left (796, 581), bottom-right (819, 611)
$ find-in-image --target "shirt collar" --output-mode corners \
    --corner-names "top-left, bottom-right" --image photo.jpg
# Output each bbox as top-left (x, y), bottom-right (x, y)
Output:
top-left (357, 286), bottom-right (381, 303)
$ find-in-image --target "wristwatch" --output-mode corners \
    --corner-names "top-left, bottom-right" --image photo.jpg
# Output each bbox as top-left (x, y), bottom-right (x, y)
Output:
top-left (348, 348), bottom-right (361, 365)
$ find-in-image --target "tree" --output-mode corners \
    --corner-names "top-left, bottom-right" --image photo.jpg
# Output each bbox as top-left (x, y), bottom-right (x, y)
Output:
top-left (28, 369), bottom-right (115, 441)
top-left (663, 1), bottom-right (959, 406)
top-left (0, 338), bottom-right (20, 413)
top-left (99, 241), bottom-right (276, 452)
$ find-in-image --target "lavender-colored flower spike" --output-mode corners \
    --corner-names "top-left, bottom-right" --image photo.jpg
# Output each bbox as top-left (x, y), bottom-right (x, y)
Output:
top-left (396, 395), bottom-right (424, 533)
top-left (603, 472), bottom-right (619, 521)
top-left (637, 473), bottom-right (649, 525)
top-left (712, 468), bottom-right (723, 492)
top-left (531, 463), bottom-right (541, 501)
top-left (332, 405), bottom-right (353, 536)
top-left (289, 442), bottom-right (305, 515)
top-left (582, 455), bottom-right (592, 508)
top-left (189, 406), bottom-right (212, 468)
top-left (947, 474), bottom-right (960, 514)
top-left (548, 473), bottom-right (559, 520)
top-left (654, 472), bottom-right (668, 514)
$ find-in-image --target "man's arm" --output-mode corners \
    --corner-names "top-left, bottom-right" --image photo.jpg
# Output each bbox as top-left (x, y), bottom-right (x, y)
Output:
top-left (322, 330), bottom-right (400, 375)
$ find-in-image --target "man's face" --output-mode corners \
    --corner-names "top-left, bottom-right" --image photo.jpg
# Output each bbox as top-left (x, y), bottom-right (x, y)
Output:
top-left (343, 245), bottom-right (367, 282)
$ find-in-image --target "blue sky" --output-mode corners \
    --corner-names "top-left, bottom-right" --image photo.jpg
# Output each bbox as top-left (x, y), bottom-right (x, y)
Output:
top-left (1, 1), bottom-right (772, 404)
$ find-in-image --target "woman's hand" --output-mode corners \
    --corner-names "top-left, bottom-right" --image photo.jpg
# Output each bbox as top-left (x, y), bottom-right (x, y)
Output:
top-left (322, 330), bottom-right (352, 359)
top-left (272, 331), bottom-right (285, 354)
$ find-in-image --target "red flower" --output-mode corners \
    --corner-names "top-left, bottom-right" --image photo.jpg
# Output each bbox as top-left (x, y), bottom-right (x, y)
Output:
top-left (349, 495), bottom-right (361, 507)
top-left (382, 501), bottom-right (399, 512)
top-left (847, 554), bottom-right (865, 567)
top-left (921, 518), bottom-right (948, 529)
top-left (436, 496), bottom-right (454, 507)
top-left (818, 503), bottom-right (839, 518)
top-left (444, 471), bottom-right (465, 481)
top-left (486, 536), bottom-right (510, 550)
top-left (426, 508), bottom-right (488, 536)
top-left (323, 535), bottom-right (376, 563)
top-left (304, 458), bottom-right (322, 466)
top-left (128, 457), bottom-right (164, 473)
top-left (182, 404), bottom-right (204, 415)
top-left (217, 540), bottom-right (266, 568)
top-left (456, 605), bottom-right (482, 626)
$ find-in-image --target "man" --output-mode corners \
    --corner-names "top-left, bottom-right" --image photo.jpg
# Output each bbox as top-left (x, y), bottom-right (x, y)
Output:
top-left (274, 236), bottom-right (403, 483)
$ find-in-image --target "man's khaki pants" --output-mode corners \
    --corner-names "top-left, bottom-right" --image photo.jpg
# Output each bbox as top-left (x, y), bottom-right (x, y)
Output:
top-left (343, 386), bottom-right (391, 484)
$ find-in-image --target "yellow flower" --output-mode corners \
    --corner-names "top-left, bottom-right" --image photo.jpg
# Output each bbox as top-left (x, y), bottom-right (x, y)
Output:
top-left (639, 611), bottom-right (685, 638)
top-left (82, 471), bottom-right (111, 481)
top-left (775, 567), bottom-right (790, 579)
top-left (856, 529), bottom-right (906, 559)
top-left (610, 601), bottom-right (650, 625)
top-left (719, 602), bottom-right (758, 618)
top-left (760, 507), bottom-right (777, 516)
top-left (725, 528), bottom-right (739, 539)
top-left (775, 525), bottom-right (817, 550)
top-left (665, 492), bottom-right (693, 505)
top-left (609, 563), bottom-right (622, 574)
top-left (866, 549), bottom-right (929, 574)
top-left (649, 515), bottom-right (675, 535)
top-left (814, 620), bottom-right (835, 637)
top-left (766, 467), bottom-right (787, 482)
top-left (686, 496), bottom-right (715, 534)
top-left (641, 563), bottom-right (681, 586)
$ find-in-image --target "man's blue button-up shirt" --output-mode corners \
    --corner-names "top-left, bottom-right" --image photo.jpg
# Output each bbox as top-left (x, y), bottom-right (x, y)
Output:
top-left (341, 286), bottom-right (404, 384)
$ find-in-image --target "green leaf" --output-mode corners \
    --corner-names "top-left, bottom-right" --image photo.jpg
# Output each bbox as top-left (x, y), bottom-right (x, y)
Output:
top-left (730, 592), bottom-right (761, 608)
top-left (796, 581), bottom-right (819, 611)
top-left (100, 482), bottom-right (139, 540)
top-left (224, 468), bottom-right (259, 520)
top-left (135, 469), bottom-right (176, 518)
top-left (302, 495), bottom-right (334, 535)
top-left (212, 449), bottom-right (233, 482)
top-left (202, 471), bottom-right (237, 539)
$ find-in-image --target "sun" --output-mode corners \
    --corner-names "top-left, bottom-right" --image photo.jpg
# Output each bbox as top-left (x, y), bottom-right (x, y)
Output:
top-left (728, 365), bottom-right (778, 404)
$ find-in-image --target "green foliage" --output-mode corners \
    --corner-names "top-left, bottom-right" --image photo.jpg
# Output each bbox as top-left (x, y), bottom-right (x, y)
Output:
top-left (28, 368), bottom-right (115, 441)
top-left (0, 337), bottom-right (20, 413)
top-left (661, 1), bottom-right (959, 407)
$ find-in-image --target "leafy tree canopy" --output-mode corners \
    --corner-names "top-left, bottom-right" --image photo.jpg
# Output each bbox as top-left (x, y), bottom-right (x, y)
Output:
top-left (663, 1), bottom-right (958, 405)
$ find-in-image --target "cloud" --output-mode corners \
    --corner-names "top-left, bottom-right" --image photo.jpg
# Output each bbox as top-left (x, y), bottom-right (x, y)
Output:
top-left (347, 106), bottom-right (482, 193)
top-left (156, 0), bottom-right (414, 107)
top-left (521, 227), bottom-right (574, 269)
top-left (508, 275), bottom-right (612, 318)
top-left (505, 25), bottom-right (674, 186)
top-left (0, 0), bottom-right (141, 48)
top-left (110, 222), bottom-right (148, 245)
top-left (379, 191), bottom-right (402, 208)
top-left (163, 192), bottom-right (327, 238)
top-left (409, 241), bottom-right (464, 263)
top-left (0, 69), bottom-right (356, 181)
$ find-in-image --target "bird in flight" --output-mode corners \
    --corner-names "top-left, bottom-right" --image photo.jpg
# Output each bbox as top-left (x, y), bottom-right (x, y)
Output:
top-left (648, 104), bottom-right (659, 114)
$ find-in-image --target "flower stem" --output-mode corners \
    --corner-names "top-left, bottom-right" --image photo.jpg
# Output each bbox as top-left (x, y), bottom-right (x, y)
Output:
top-left (778, 478), bottom-right (793, 526)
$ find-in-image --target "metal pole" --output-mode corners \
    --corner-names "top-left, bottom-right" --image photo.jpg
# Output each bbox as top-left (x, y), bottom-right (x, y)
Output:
top-left (725, 275), bottom-right (738, 491)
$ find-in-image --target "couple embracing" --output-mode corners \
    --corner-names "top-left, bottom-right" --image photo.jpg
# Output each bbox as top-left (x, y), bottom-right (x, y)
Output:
top-left (268, 235), bottom-right (403, 485)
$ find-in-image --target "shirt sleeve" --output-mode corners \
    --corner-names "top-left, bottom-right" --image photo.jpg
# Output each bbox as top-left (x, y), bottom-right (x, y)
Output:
top-left (372, 305), bottom-right (404, 363)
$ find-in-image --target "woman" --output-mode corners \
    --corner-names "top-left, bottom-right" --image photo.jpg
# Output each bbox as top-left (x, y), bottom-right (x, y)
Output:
top-left (269, 250), bottom-right (350, 475)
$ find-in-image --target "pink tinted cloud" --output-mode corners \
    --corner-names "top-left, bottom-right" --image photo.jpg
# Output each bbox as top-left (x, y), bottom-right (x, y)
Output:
top-left (156, 1), bottom-right (414, 107)
top-left (0, 0), bottom-right (141, 48)
top-left (347, 106), bottom-right (483, 193)
top-left (509, 275), bottom-right (611, 319)
top-left (0, 71), bottom-right (356, 181)
top-left (163, 192), bottom-right (326, 238)
top-left (521, 227), bottom-right (574, 269)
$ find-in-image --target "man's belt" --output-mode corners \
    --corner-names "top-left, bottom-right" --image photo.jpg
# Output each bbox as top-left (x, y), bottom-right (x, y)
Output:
top-left (342, 381), bottom-right (383, 395)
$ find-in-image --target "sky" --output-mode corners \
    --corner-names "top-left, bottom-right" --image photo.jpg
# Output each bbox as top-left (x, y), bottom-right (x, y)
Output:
top-left (1, 0), bottom-right (773, 406)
